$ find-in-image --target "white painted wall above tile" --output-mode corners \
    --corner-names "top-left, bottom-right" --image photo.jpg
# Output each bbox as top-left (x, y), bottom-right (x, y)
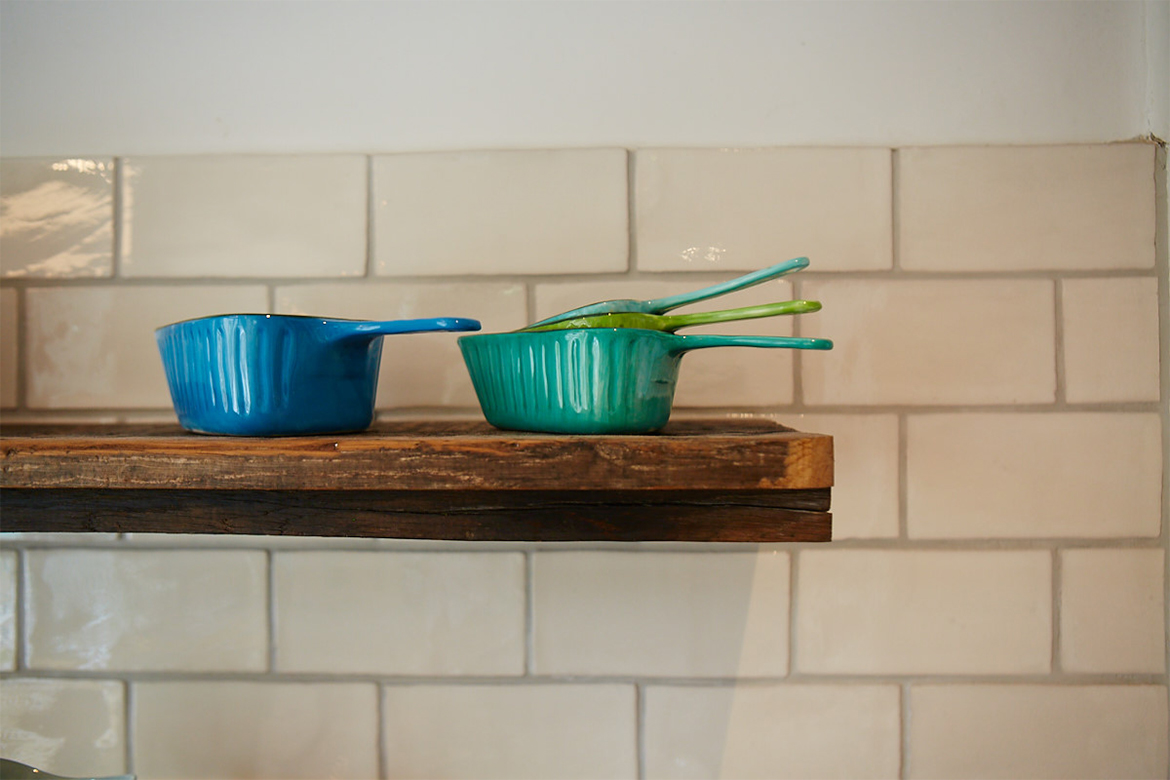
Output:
top-left (635, 148), bottom-right (892, 273)
top-left (0, 157), bottom-right (114, 278)
top-left (120, 155), bottom-right (367, 278)
top-left (898, 144), bottom-right (1156, 271)
top-left (373, 149), bottom-right (628, 277)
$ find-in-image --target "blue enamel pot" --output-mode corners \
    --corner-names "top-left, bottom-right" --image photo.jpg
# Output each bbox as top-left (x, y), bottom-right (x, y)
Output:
top-left (459, 328), bottom-right (832, 434)
top-left (157, 314), bottom-right (481, 436)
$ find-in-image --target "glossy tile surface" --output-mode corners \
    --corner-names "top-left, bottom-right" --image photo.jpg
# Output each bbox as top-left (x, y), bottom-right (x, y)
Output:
top-left (276, 281), bottom-right (526, 408)
top-left (0, 678), bottom-right (126, 778)
top-left (635, 148), bottom-right (892, 272)
top-left (373, 149), bottom-right (628, 276)
top-left (0, 157), bottom-right (114, 278)
top-left (535, 278), bottom-right (797, 407)
top-left (134, 681), bottom-right (378, 779)
top-left (644, 684), bottom-right (900, 779)
top-left (533, 551), bottom-right (789, 676)
top-left (1062, 276), bottom-right (1161, 402)
top-left (899, 144), bottom-right (1156, 271)
top-left (382, 684), bottom-right (636, 779)
top-left (1060, 548), bottom-right (1165, 673)
top-left (274, 551), bottom-right (524, 675)
top-left (26, 285), bottom-right (267, 408)
top-left (907, 413), bottom-right (1162, 538)
top-left (907, 685), bottom-right (1168, 779)
top-left (802, 278), bottom-right (1056, 405)
top-left (1, 286), bottom-right (17, 408)
top-left (25, 549), bottom-right (267, 671)
top-left (120, 155), bottom-right (367, 278)
top-left (797, 550), bottom-right (1051, 674)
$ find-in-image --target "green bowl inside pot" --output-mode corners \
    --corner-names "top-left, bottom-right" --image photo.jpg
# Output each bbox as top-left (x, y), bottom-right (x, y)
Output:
top-left (458, 328), bottom-right (831, 434)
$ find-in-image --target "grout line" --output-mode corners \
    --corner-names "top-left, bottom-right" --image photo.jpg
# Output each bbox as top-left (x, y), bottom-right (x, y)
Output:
top-left (788, 549), bottom-right (800, 675)
top-left (1051, 548), bottom-right (1063, 673)
top-left (266, 550), bottom-right (278, 673)
top-left (365, 155), bottom-right (376, 279)
top-left (266, 284), bottom-right (276, 314)
top-left (111, 157), bottom-right (124, 280)
top-left (14, 285), bottom-right (27, 412)
top-left (14, 548), bottom-right (27, 670)
top-left (525, 282), bottom-right (538, 327)
top-left (124, 679), bottom-right (135, 776)
top-left (1053, 279), bottom-right (1066, 405)
top-left (898, 413), bottom-right (909, 539)
top-left (376, 682), bottom-right (388, 780)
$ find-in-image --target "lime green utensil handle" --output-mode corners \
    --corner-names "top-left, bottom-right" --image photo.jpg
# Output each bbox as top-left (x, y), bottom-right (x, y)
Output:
top-left (669, 334), bottom-right (833, 354)
top-left (661, 299), bottom-right (821, 330)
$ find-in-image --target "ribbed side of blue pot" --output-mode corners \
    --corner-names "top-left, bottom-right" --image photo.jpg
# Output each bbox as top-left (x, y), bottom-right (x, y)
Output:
top-left (459, 330), bottom-right (681, 434)
top-left (156, 316), bottom-right (382, 436)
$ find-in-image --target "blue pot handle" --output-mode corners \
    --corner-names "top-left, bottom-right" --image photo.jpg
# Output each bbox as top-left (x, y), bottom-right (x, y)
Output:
top-left (668, 333), bottom-right (833, 354)
top-left (328, 317), bottom-right (481, 341)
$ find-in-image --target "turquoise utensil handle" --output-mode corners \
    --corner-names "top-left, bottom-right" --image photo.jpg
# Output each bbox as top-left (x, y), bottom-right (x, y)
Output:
top-left (668, 334), bottom-right (833, 354)
top-left (645, 256), bottom-right (810, 313)
top-left (331, 317), bottom-right (482, 340)
top-left (660, 299), bottom-right (821, 329)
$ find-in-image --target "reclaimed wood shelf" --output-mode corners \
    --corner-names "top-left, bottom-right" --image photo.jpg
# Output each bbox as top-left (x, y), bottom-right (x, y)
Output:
top-left (0, 420), bottom-right (833, 542)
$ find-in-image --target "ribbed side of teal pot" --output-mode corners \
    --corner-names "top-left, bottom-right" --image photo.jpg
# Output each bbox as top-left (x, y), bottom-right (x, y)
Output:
top-left (459, 330), bottom-right (681, 434)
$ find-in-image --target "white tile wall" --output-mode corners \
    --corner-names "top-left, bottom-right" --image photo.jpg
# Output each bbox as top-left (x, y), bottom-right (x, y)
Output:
top-left (0, 678), bottom-right (127, 778)
top-left (0, 142), bottom-right (1165, 779)
top-left (382, 684), bottom-right (636, 779)
top-left (1060, 548), bottom-right (1166, 674)
top-left (907, 413), bottom-right (1163, 539)
top-left (643, 684), bottom-right (901, 779)
top-left (635, 148), bottom-right (892, 272)
top-left (533, 551), bottom-right (789, 677)
top-left (797, 550), bottom-right (1051, 674)
top-left (373, 149), bottom-right (628, 276)
top-left (907, 685), bottom-right (1169, 779)
top-left (134, 681), bottom-right (379, 779)
top-left (273, 551), bottom-right (525, 675)
top-left (25, 549), bottom-right (268, 671)
top-left (801, 279), bottom-right (1056, 405)
top-left (898, 144), bottom-right (1156, 271)
top-left (121, 155), bottom-right (368, 278)
top-left (1062, 276), bottom-right (1161, 402)
top-left (0, 157), bottom-right (114, 279)
top-left (25, 284), bottom-right (268, 408)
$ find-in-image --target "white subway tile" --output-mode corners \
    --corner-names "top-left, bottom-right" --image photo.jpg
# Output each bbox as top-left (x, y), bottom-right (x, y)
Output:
top-left (120, 155), bottom-right (367, 278)
top-left (644, 684), bottom-right (900, 779)
top-left (0, 678), bottom-right (126, 778)
top-left (274, 551), bottom-right (525, 675)
top-left (535, 278), bottom-right (798, 406)
top-left (635, 148), bottom-right (892, 272)
top-left (25, 285), bottom-right (267, 409)
top-left (1062, 277), bottom-right (1161, 403)
top-left (1, 286), bottom-right (17, 408)
top-left (0, 549), bottom-right (14, 670)
top-left (899, 144), bottom-right (1156, 271)
top-left (908, 684), bottom-right (1168, 779)
top-left (276, 281), bottom-right (526, 408)
top-left (797, 550), bottom-right (1051, 675)
top-left (802, 279), bottom-right (1055, 405)
top-left (1061, 548), bottom-right (1165, 674)
top-left (373, 149), bottom-right (628, 276)
top-left (907, 413), bottom-right (1162, 538)
top-left (25, 549), bottom-right (267, 672)
top-left (0, 157), bottom-right (114, 278)
top-left (382, 683), bottom-right (636, 779)
top-left (135, 681), bottom-right (378, 779)
top-left (785, 413), bottom-right (899, 539)
top-left (534, 551), bottom-right (789, 677)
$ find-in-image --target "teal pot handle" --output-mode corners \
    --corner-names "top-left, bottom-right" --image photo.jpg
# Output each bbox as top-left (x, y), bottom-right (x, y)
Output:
top-left (668, 333), bottom-right (833, 355)
top-left (327, 317), bottom-right (481, 341)
top-left (646, 256), bottom-right (810, 313)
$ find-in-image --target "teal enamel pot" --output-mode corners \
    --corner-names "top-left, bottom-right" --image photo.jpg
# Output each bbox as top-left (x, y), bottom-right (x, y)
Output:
top-left (458, 328), bottom-right (832, 434)
top-left (157, 313), bottom-right (480, 436)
